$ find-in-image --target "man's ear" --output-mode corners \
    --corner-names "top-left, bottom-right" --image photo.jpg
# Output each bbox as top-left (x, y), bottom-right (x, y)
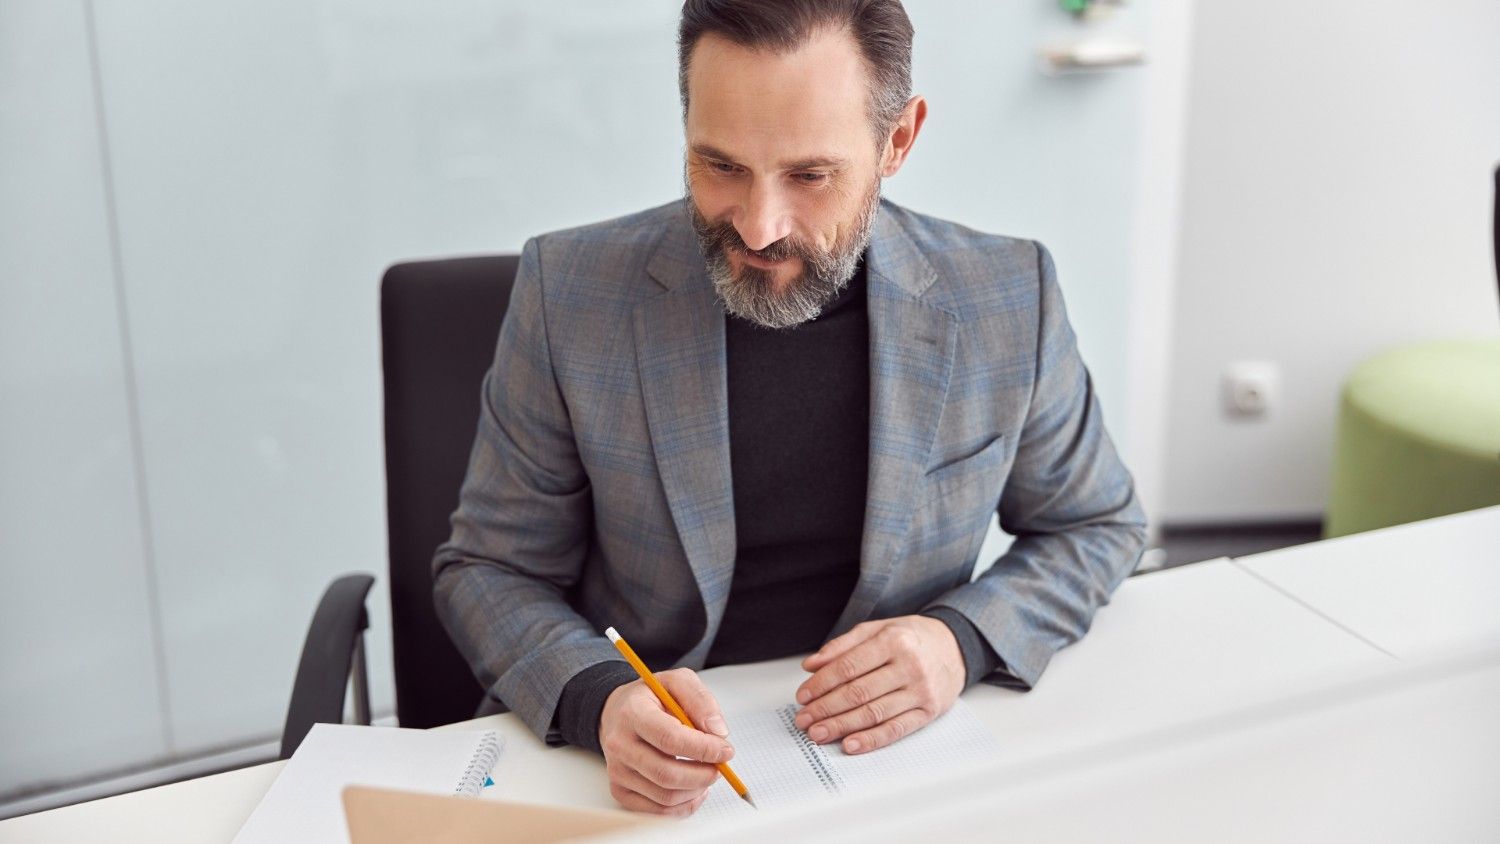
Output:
top-left (879, 95), bottom-right (927, 178)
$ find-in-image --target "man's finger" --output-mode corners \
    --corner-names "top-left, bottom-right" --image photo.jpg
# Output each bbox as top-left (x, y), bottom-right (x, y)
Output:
top-left (631, 748), bottom-right (721, 791)
top-left (804, 689), bottom-right (921, 744)
top-left (616, 764), bottom-right (708, 809)
top-left (794, 665), bottom-right (904, 730)
top-left (636, 705), bottom-right (733, 764)
top-left (611, 781), bottom-right (701, 818)
top-left (801, 621), bottom-right (882, 672)
top-left (685, 790), bottom-right (710, 816)
top-left (843, 707), bottom-right (932, 755)
top-left (796, 637), bottom-right (891, 705)
top-left (611, 781), bottom-right (673, 815)
top-left (659, 669), bottom-right (730, 737)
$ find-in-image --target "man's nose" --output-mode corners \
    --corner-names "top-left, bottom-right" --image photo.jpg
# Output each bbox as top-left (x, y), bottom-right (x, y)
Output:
top-left (734, 181), bottom-right (793, 251)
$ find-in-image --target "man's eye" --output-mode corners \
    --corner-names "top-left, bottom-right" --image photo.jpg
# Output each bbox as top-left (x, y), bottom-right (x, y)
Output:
top-left (711, 161), bottom-right (739, 174)
top-left (794, 172), bottom-right (828, 185)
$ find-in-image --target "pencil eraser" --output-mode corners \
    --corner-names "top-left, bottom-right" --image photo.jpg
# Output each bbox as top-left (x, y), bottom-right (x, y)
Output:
top-left (605, 627), bottom-right (620, 642)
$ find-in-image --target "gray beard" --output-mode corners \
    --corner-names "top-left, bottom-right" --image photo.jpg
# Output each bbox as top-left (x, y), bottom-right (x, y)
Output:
top-left (688, 183), bottom-right (880, 330)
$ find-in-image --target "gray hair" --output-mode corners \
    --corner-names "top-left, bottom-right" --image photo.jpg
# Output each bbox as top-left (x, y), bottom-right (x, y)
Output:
top-left (677, 0), bottom-right (914, 145)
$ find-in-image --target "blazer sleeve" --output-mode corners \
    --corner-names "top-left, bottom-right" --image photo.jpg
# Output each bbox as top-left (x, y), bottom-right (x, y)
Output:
top-left (431, 236), bottom-right (623, 743)
top-left (926, 240), bottom-right (1148, 689)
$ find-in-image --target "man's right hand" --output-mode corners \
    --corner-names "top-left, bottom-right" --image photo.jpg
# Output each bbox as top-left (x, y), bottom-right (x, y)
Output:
top-left (599, 668), bottom-right (733, 817)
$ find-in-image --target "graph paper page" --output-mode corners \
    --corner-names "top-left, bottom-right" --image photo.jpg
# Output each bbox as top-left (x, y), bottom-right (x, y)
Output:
top-left (694, 698), bottom-right (998, 821)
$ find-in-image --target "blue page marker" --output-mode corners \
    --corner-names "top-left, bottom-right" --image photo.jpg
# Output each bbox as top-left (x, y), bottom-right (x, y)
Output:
top-left (483, 775), bottom-right (494, 788)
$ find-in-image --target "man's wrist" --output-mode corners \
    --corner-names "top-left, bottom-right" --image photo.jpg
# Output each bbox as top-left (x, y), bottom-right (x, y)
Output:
top-left (556, 660), bottom-right (639, 754)
top-left (919, 607), bottom-right (1000, 689)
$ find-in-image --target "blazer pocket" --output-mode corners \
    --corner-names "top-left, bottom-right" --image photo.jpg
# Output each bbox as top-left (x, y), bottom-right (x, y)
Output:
top-left (922, 433), bottom-right (1007, 500)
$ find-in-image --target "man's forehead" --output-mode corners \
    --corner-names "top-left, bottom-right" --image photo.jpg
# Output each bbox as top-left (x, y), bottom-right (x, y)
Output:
top-left (684, 29), bottom-right (874, 159)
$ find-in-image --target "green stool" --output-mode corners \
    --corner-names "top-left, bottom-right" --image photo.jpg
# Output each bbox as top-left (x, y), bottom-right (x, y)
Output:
top-left (1324, 338), bottom-right (1500, 538)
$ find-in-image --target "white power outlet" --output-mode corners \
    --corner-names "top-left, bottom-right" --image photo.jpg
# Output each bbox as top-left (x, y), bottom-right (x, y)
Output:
top-left (1222, 361), bottom-right (1279, 418)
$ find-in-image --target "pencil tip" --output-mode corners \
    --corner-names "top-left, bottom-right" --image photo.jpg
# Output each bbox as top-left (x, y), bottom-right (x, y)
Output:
top-left (742, 794), bottom-right (757, 810)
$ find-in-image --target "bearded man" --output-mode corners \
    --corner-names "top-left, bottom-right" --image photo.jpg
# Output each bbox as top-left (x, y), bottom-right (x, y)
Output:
top-left (433, 0), bottom-right (1146, 817)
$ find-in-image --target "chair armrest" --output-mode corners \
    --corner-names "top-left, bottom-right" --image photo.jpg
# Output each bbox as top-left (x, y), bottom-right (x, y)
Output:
top-left (280, 573), bottom-right (376, 758)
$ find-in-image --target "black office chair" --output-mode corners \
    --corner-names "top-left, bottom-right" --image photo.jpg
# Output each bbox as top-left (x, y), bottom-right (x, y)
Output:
top-left (279, 254), bottom-right (520, 758)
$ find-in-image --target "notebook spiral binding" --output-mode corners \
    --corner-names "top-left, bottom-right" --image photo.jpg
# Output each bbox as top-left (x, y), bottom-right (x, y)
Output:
top-left (453, 730), bottom-right (503, 796)
top-left (777, 705), bottom-right (845, 795)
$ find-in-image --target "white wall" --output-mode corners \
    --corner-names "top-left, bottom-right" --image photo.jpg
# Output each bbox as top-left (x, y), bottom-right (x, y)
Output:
top-left (1, 1), bottom-right (1167, 802)
top-left (0, 0), bottom-right (169, 795)
top-left (1163, 0), bottom-right (1500, 523)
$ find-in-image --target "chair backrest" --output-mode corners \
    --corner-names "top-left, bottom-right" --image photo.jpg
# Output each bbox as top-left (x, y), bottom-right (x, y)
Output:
top-left (380, 255), bottom-right (519, 728)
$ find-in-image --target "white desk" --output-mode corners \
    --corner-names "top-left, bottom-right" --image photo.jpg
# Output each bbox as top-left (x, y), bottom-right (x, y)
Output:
top-left (650, 648), bottom-right (1500, 844)
top-left (1235, 505), bottom-right (1500, 660)
top-left (6, 505), bottom-right (1493, 842)
top-left (970, 559), bottom-right (1391, 768)
top-left (0, 557), bottom-right (1394, 843)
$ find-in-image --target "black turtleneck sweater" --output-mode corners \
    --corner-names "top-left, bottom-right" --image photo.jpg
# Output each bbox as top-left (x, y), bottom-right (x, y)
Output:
top-left (555, 256), bottom-right (1000, 752)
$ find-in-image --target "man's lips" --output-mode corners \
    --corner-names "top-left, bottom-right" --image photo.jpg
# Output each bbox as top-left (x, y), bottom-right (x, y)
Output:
top-left (735, 249), bottom-right (794, 270)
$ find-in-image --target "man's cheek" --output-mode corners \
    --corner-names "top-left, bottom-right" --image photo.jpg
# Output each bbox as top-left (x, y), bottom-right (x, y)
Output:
top-left (689, 180), bottom-right (736, 223)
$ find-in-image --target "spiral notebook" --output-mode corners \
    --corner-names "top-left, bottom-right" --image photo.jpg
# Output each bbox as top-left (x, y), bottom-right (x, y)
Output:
top-left (233, 723), bottom-right (504, 843)
top-left (694, 698), bottom-right (998, 820)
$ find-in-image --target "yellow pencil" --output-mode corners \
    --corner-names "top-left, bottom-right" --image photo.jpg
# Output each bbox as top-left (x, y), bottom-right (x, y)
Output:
top-left (605, 626), bottom-right (756, 809)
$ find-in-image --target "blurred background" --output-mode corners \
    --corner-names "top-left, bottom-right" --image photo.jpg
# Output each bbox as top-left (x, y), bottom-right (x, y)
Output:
top-left (2, 0), bottom-right (1497, 818)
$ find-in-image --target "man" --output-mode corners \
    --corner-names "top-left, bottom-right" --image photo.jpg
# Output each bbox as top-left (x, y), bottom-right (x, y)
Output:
top-left (434, 0), bottom-right (1145, 817)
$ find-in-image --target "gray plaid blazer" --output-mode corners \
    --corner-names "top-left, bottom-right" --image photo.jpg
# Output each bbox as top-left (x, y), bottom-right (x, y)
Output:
top-left (433, 198), bottom-right (1146, 742)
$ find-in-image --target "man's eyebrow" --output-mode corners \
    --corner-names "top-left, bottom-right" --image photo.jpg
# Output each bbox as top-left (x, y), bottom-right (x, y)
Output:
top-left (782, 155), bottom-right (848, 171)
top-left (689, 143), bottom-right (739, 163)
top-left (690, 143), bottom-right (848, 171)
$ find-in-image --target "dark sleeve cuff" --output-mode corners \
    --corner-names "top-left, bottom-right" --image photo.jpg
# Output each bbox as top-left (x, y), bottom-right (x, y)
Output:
top-left (920, 606), bottom-right (1003, 690)
top-left (556, 660), bottom-right (639, 754)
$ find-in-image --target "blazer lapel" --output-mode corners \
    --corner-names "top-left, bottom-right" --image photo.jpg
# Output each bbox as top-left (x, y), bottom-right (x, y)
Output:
top-left (635, 214), bottom-right (736, 660)
top-left (833, 201), bottom-right (957, 635)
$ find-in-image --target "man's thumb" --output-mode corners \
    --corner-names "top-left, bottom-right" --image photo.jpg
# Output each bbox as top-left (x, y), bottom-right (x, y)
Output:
top-left (665, 669), bottom-right (730, 737)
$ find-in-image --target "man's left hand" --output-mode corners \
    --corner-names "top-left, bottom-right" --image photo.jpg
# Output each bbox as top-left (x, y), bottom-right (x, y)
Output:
top-left (793, 615), bottom-right (965, 755)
